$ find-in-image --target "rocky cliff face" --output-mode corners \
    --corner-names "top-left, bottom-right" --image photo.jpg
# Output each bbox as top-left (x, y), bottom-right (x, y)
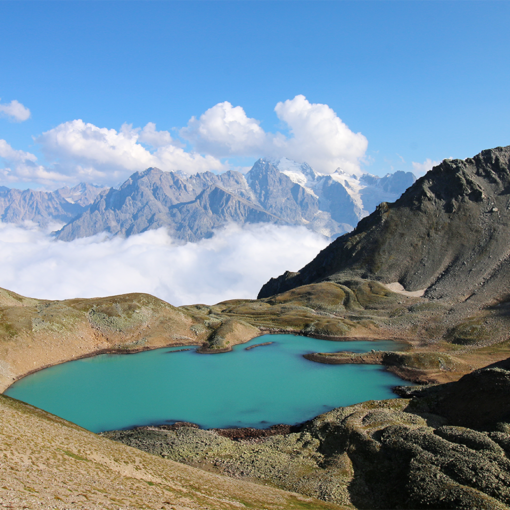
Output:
top-left (259, 146), bottom-right (510, 306)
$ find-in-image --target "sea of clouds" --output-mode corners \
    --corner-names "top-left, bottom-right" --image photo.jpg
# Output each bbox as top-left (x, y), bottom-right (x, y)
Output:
top-left (0, 222), bottom-right (328, 306)
top-left (0, 93), bottom-right (435, 305)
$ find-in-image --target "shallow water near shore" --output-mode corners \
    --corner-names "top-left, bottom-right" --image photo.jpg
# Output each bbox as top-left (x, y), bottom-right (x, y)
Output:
top-left (5, 334), bottom-right (408, 433)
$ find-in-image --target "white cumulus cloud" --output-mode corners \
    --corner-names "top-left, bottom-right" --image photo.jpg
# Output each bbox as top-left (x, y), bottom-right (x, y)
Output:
top-left (273, 95), bottom-right (368, 176)
top-left (36, 120), bottom-right (225, 186)
top-left (1, 96), bottom-right (369, 187)
top-left (182, 95), bottom-right (368, 176)
top-left (0, 139), bottom-right (67, 186)
top-left (0, 140), bottom-right (37, 164)
top-left (181, 101), bottom-right (269, 158)
top-left (0, 222), bottom-right (328, 306)
top-left (0, 99), bottom-right (31, 122)
top-left (138, 122), bottom-right (174, 148)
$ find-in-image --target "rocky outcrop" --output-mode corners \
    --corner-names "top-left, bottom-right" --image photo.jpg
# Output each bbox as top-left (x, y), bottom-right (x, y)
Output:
top-left (304, 350), bottom-right (467, 384)
top-left (198, 318), bottom-right (260, 352)
top-left (404, 364), bottom-right (510, 430)
top-left (259, 146), bottom-right (510, 306)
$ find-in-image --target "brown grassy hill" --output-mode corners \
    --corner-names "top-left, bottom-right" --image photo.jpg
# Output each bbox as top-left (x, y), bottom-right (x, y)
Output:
top-left (0, 288), bottom-right (259, 392)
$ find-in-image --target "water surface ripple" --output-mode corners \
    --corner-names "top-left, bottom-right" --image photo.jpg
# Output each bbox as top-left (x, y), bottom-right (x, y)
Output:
top-left (5, 334), bottom-right (407, 433)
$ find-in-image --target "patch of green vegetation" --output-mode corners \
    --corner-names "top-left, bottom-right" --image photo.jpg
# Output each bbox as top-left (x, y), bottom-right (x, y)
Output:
top-left (268, 282), bottom-right (362, 313)
top-left (389, 307), bottom-right (407, 318)
top-left (57, 448), bottom-right (89, 461)
top-left (116, 337), bottom-right (147, 350)
top-left (87, 304), bottom-right (151, 333)
top-left (408, 302), bottom-right (445, 313)
top-left (0, 319), bottom-right (17, 338)
top-left (446, 318), bottom-right (488, 345)
top-left (304, 319), bottom-right (352, 337)
top-left (395, 352), bottom-right (456, 370)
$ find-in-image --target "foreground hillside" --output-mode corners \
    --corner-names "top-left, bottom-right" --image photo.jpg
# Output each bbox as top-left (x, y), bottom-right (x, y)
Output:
top-left (107, 361), bottom-right (510, 509)
top-left (0, 394), bottom-right (341, 510)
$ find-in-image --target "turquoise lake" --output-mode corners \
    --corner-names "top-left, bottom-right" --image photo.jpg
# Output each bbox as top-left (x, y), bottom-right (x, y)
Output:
top-left (5, 334), bottom-right (408, 433)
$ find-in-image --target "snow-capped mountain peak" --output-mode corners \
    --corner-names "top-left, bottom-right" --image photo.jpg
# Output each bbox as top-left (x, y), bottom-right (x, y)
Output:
top-left (271, 158), bottom-right (319, 197)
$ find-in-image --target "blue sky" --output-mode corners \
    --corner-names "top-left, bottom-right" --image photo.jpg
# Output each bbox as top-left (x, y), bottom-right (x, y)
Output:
top-left (1, 1), bottom-right (509, 189)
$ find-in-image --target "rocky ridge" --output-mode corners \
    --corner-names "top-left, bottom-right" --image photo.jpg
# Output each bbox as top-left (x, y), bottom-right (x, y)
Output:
top-left (0, 182), bottom-right (105, 226)
top-left (55, 158), bottom-right (414, 242)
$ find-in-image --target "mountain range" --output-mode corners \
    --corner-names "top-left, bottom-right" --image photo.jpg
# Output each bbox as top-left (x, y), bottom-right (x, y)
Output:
top-left (0, 158), bottom-right (415, 241)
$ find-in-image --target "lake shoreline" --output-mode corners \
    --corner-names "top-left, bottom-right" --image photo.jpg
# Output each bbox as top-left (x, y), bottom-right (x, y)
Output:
top-left (2, 342), bottom-right (202, 392)
top-left (3, 332), bottom-right (419, 393)
top-left (111, 420), bottom-right (305, 441)
top-left (6, 335), bottom-right (413, 433)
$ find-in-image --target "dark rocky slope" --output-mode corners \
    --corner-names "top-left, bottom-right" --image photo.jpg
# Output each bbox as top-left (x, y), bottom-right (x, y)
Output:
top-left (259, 146), bottom-right (510, 307)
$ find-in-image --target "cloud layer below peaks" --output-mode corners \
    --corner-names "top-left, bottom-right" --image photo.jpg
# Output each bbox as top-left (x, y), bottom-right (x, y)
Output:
top-left (0, 221), bottom-right (328, 306)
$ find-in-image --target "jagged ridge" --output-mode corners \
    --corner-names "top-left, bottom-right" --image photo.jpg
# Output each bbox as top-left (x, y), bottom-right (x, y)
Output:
top-left (55, 159), bottom-right (414, 242)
